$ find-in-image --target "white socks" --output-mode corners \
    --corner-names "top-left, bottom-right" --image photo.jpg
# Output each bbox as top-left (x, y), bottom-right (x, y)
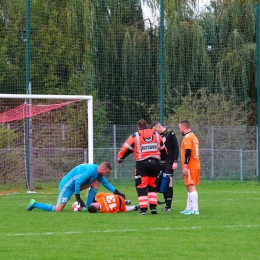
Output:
top-left (186, 192), bottom-right (192, 210)
top-left (189, 191), bottom-right (198, 211)
top-left (126, 206), bottom-right (136, 211)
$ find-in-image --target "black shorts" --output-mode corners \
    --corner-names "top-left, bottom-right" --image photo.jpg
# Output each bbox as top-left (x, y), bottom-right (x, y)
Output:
top-left (136, 158), bottom-right (160, 178)
top-left (161, 162), bottom-right (174, 176)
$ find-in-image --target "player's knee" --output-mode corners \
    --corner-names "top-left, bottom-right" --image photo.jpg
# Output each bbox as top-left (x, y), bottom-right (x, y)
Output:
top-left (91, 180), bottom-right (100, 189)
top-left (55, 204), bottom-right (65, 212)
top-left (187, 185), bottom-right (196, 193)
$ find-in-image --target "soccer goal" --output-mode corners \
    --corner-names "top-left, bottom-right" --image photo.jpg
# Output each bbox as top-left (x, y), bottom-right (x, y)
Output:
top-left (0, 94), bottom-right (93, 194)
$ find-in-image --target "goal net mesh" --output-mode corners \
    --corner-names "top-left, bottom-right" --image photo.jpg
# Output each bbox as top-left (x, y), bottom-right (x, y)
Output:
top-left (0, 98), bottom-right (88, 194)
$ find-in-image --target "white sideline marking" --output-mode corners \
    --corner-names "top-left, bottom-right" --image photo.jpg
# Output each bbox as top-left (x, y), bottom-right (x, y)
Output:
top-left (7, 231), bottom-right (82, 236)
top-left (18, 196), bottom-right (260, 206)
top-left (27, 191), bottom-right (37, 194)
top-left (6, 224), bottom-right (259, 237)
top-left (216, 191), bottom-right (259, 193)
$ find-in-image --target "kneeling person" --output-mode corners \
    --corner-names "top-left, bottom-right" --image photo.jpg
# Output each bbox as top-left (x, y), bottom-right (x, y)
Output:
top-left (88, 192), bottom-right (139, 213)
top-left (27, 162), bottom-right (125, 212)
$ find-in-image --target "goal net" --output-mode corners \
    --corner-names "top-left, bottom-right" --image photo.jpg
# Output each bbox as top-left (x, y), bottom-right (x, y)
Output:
top-left (0, 94), bottom-right (93, 194)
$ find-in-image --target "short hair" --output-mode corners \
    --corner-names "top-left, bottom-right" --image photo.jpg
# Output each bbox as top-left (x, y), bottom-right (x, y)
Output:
top-left (137, 119), bottom-right (148, 130)
top-left (180, 120), bottom-right (190, 129)
top-left (150, 121), bottom-right (161, 129)
top-left (100, 162), bottom-right (111, 170)
top-left (88, 205), bottom-right (98, 213)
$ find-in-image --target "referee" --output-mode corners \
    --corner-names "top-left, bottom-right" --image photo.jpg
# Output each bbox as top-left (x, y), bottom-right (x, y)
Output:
top-left (151, 121), bottom-right (179, 211)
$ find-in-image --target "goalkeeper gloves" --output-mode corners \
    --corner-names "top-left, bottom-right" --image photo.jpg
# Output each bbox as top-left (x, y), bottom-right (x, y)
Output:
top-left (75, 194), bottom-right (85, 207)
top-left (114, 189), bottom-right (125, 199)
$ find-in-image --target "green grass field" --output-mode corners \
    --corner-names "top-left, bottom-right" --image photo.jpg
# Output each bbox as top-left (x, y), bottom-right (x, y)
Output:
top-left (0, 180), bottom-right (259, 260)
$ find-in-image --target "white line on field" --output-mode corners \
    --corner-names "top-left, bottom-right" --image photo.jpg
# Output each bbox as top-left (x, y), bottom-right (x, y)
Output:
top-left (6, 224), bottom-right (259, 237)
top-left (216, 191), bottom-right (259, 194)
top-left (7, 231), bottom-right (82, 236)
top-left (17, 196), bottom-right (260, 206)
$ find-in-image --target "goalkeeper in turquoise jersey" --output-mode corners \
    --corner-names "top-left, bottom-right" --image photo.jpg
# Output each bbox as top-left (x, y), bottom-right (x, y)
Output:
top-left (26, 162), bottom-right (125, 212)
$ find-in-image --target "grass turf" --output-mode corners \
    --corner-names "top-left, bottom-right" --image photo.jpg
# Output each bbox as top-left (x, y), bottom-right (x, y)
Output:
top-left (0, 180), bottom-right (259, 260)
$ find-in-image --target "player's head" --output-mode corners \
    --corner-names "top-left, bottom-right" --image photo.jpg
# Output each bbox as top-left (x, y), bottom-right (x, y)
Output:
top-left (98, 162), bottom-right (111, 176)
top-left (137, 119), bottom-right (148, 130)
top-left (179, 120), bottom-right (191, 136)
top-left (150, 121), bottom-right (164, 134)
top-left (88, 202), bottom-right (101, 213)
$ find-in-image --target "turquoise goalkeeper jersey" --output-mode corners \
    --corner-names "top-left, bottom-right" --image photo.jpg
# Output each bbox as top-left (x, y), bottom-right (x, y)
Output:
top-left (59, 163), bottom-right (115, 195)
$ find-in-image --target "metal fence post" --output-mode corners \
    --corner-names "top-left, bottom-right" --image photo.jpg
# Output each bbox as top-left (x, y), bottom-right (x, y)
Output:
top-left (62, 124), bottom-right (65, 140)
top-left (240, 149), bottom-right (243, 181)
top-left (256, 3), bottom-right (260, 182)
top-left (257, 126), bottom-right (258, 177)
top-left (211, 126), bottom-right (214, 179)
top-left (113, 124), bottom-right (118, 180)
top-left (84, 149), bottom-right (87, 163)
top-left (159, 0), bottom-right (164, 124)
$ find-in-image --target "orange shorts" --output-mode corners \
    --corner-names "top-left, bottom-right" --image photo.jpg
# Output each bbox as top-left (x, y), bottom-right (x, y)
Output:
top-left (184, 169), bottom-right (200, 186)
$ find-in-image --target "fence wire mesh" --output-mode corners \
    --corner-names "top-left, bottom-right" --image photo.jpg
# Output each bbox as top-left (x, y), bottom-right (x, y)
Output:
top-left (0, 124), bottom-right (257, 192)
top-left (0, 1), bottom-right (259, 190)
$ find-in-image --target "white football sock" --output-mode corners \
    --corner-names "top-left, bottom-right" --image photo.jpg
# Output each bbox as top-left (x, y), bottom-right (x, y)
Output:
top-left (126, 206), bottom-right (136, 211)
top-left (189, 191), bottom-right (198, 211)
top-left (186, 192), bottom-right (192, 210)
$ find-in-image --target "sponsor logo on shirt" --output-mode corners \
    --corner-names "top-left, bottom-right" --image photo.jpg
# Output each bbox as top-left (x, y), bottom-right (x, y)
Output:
top-left (141, 143), bottom-right (158, 152)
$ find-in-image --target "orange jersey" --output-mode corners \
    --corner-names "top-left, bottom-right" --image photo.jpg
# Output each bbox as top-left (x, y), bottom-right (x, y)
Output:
top-left (181, 132), bottom-right (200, 169)
top-left (118, 129), bottom-right (167, 161)
top-left (95, 192), bottom-right (126, 213)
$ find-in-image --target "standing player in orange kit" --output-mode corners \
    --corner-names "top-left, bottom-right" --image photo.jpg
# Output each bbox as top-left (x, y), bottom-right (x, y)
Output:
top-left (179, 120), bottom-right (200, 215)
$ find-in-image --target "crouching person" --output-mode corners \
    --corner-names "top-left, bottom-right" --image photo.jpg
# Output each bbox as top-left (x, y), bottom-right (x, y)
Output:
top-left (27, 162), bottom-right (125, 212)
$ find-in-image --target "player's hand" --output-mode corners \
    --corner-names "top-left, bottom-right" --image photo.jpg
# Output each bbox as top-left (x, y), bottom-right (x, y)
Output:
top-left (114, 189), bottom-right (126, 199)
top-left (77, 198), bottom-right (85, 207)
top-left (117, 158), bottom-right (124, 164)
top-left (172, 162), bottom-right (178, 170)
top-left (75, 194), bottom-right (85, 207)
top-left (182, 168), bottom-right (188, 177)
top-left (120, 193), bottom-right (126, 199)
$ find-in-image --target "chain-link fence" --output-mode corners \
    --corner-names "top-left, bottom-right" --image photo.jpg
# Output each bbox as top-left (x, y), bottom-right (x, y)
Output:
top-left (0, 1), bottom-right (259, 191)
top-left (96, 125), bottom-right (258, 181)
top-left (0, 124), bottom-right (257, 193)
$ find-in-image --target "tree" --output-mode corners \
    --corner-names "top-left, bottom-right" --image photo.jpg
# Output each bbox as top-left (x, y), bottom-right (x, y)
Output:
top-left (91, 0), bottom-right (158, 124)
top-left (162, 1), bottom-right (256, 125)
top-left (165, 88), bottom-right (246, 126)
top-left (0, 0), bottom-right (26, 94)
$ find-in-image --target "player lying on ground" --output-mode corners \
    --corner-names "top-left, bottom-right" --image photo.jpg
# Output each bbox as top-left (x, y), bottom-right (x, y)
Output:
top-left (87, 192), bottom-right (139, 213)
top-left (27, 162), bottom-right (125, 212)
